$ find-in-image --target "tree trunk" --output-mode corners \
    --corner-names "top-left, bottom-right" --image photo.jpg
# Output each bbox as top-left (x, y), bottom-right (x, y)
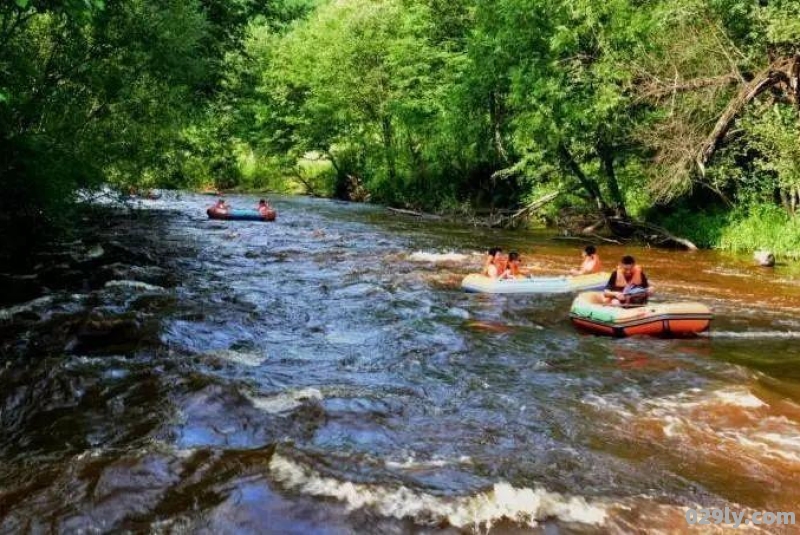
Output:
top-left (406, 133), bottom-right (427, 193)
top-left (381, 115), bottom-right (397, 182)
top-left (599, 145), bottom-right (627, 217)
top-left (489, 91), bottom-right (509, 163)
top-left (780, 188), bottom-right (792, 215)
top-left (325, 150), bottom-right (341, 175)
top-left (558, 144), bottom-right (609, 212)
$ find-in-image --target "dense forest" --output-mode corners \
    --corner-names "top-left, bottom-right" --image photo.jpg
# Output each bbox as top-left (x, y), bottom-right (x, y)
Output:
top-left (3, 0), bottom-right (800, 253)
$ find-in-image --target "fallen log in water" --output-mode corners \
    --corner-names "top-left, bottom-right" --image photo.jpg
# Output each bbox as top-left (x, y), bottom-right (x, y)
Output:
top-left (386, 207), bottom-right (442, 220)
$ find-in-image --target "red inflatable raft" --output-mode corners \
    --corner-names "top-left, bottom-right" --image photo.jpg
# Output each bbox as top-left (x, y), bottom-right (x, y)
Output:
top-left (569, 291), bottom-right (713, 337)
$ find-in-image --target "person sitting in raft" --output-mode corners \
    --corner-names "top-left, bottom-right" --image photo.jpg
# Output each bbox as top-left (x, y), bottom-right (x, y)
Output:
top-left (499, 251), bottom-right (525, 279)
top-left (257, 198), bottom-right (271, 216)
top-left (603, 255), bottom-right (654, 306)
top-left (570, 245), bottom-right (602, 275)
top-left (211, 198), bottom-right (230, 214)
top-left (483, 247), bottom-right (502, 277)
top-left (485, 249), bottom-right (509, 279)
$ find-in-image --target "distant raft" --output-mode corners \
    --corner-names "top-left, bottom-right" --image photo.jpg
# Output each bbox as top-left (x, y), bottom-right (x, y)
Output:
top-left (461, 272), bottom-right (609, 294)
top-left (207, 208), bottom-right (277, 222)
top-left (569, 291), bottom-right (712, 337)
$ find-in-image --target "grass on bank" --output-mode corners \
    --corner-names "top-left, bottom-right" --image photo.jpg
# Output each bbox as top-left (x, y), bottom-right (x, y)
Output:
top-left (659, 204), bottom-right (800, 257)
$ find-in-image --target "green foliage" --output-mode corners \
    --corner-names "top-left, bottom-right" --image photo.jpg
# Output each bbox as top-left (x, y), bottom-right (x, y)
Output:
top-left (719, 205), bottom-right (800, 257)
top-left (4, 0), bottom-right (800, 255)
top-left (657, 204), bottom-right (800, 257)
top-left (0, 0), bottom-right (310, 250)
top-left (655, 208), bottom-right (730, 249)
top-left (757, 0), bottom-right (800, 52)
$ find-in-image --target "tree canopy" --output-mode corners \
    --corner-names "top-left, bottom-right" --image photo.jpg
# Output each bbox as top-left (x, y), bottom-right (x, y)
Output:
top-left (4, 0), bottom-right (800, 252)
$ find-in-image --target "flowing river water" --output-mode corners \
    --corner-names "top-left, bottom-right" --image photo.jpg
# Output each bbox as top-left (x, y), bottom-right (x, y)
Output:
top-left (3, 193), bottom-right (800, 533)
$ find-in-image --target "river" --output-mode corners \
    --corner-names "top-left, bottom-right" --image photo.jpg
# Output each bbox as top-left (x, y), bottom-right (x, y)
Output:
top-left (2, 193), bottom-right (800, 533)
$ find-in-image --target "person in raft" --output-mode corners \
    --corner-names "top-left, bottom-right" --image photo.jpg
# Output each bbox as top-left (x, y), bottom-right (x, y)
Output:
top-left (483, 248), bottom-right (509, 279)
top-left (483, 247), bottom-right (502, 277)
top-left (212, 198), bottom-right (230, 214)
top-left (603, 255), bottom-right (654, 306)
top-left (570, 245), bottom-right (602, 275)
top-left (257, 198), bottom-right (271, 216)
top-left (499, 251), bottom-right (525, 279)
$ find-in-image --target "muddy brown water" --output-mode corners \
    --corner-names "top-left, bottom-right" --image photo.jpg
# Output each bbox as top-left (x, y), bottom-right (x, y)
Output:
top-left (2, 193), bottom-right (800, 533)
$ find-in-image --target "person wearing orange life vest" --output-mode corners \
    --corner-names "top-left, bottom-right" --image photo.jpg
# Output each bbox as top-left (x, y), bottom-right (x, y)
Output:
top-left (603, 255), bottom-right (654, 305)
top-left (499, 251), bottom-right (525, 279)
top-left (570, 245), bottom-right (602, 275)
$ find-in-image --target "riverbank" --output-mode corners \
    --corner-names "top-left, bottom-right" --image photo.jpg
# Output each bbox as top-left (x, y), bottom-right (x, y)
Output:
top-left (656, 204), bottom-right (800, 259)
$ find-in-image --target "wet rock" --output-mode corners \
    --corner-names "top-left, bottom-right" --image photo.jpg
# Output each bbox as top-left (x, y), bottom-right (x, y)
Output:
top-left (754, 250), bottom-right (775, 267)
top-left (67, 312), bottom-right (161, 355)
top-left (130, 293), bottom-right (177, 313)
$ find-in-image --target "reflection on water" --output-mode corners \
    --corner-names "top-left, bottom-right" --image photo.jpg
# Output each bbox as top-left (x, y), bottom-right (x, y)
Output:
top-left (2, 193), bottom-right (800, 533)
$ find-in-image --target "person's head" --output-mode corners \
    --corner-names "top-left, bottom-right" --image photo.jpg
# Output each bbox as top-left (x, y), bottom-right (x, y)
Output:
top-left (584, 245), bottom-right (596, 257)
top-left (508, 251), bottom-right (520, 264)
top-left (216, 198), bottom-right (225, 206)
top-left (620, 255), bottom-right (636, 273)
top-left (487, 247), bottom-right (502, 259)
top-left (259, 199), bottom-right (267, 206)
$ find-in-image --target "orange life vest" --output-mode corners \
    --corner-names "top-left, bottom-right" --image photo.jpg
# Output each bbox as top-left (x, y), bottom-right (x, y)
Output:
top-left (581, 254), bottom-right (601, 274)
top-left (495, 258), bottom-right (508, 275)
top-left (614, 265), bottom-right (643, 288)
top-left (509, 262), bottom-right (521, 277)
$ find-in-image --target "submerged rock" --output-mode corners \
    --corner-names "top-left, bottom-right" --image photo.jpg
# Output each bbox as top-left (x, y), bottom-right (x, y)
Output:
top-left (66, 311), bottom-right (161, 355)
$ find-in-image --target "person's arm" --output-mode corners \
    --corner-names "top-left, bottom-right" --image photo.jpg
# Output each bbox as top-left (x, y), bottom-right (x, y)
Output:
top-left (603, 272), bottom-right (622, 299)
top-left (487, 264), bottom-right (499, 279)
